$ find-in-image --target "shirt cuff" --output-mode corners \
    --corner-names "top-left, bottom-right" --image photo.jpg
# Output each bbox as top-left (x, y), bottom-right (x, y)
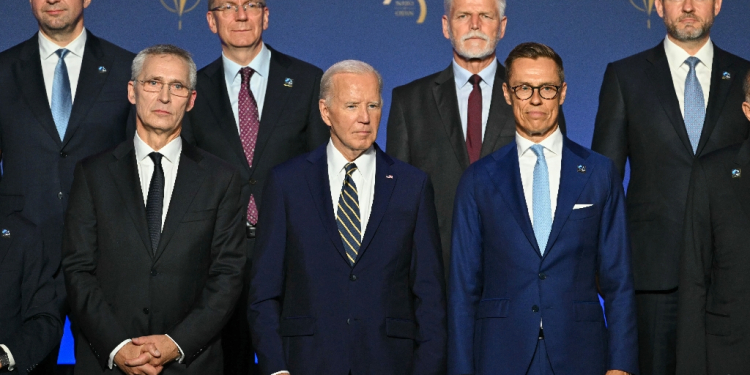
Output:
top-left (164, 335), bottom-right (185, 363)
top-left (270, 372), bottom-right (290, 375)
top-left (109, 339), bottom-right (132, 369)
top-left (0, 344), bottom-right (16, 371)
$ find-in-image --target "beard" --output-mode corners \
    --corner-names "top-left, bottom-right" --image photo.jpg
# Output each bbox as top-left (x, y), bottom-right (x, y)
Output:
top-left (664, 12), bottom-right (714, 42)
top-left (449, 29), bottom-right (499, 60)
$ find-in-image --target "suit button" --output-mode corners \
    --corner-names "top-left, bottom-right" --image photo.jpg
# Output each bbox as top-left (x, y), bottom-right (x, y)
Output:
top-left (350, 274), bottom-right (357, 281)
top-left (58, 192), bottom-right (63, 200)
top-left (60, 151), bottom-right (68, 158)
top-left (143, 308), bottom-right (150, 314)
top-left (249, 179), bottom-right (257, 185)
top-left (347, 318), bottom-right (351, 325)
top-left (151, 270), bottom-right (158, 276)
top-left (538, 273), bottom-right (547, 280)
top-left (532, 305), bottom-right (539, 313)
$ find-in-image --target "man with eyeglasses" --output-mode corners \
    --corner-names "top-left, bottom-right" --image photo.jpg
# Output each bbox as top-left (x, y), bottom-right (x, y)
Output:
top-left (183, 3), bottom-right (328, 373)
top-left (592, 1), bottom-right (750, 373)
top-left (449, 42), bottom-right (638, 375)
top-left (62, 44), bottom-right (246, 375)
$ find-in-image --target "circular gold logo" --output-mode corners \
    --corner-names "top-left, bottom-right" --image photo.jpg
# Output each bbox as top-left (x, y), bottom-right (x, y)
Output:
top-left (161, 0), bottom-right (202, 30)
top-left (630, 0), bottom-right (656, 28)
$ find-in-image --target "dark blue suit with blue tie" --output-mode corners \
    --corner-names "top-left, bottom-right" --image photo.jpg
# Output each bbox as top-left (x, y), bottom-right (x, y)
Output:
top-left (448, 137), bottom-right (638, 375)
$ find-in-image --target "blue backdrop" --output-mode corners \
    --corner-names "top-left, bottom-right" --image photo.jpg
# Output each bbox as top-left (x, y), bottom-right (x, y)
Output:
top-left (2, 0), bottom-right (750, 365)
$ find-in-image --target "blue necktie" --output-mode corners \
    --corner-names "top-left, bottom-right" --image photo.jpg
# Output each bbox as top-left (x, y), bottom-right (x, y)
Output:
top-left (336, 163), bottom-right (361, 266)
top-left (684, 56), bottom-right (705, 154)
top-left (531, 145), bottom-right (552, 255)
top-left (51, 49), bottom-right (72, 139)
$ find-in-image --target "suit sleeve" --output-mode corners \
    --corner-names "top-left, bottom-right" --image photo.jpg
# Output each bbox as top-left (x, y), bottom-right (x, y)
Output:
top-left (410, 176), bottom-right (447, 375)
top-left (168, 169), bottom-right (247, 364)
top-left (447, 166), bottom-right (483, 375)
top-left (592, 63), bottom-right (629, 178)
top-left (675, 161), bottom-right (712, 373)
top-left (63, 163), bottom-right (132, 370)
top-left (4, 229), bottom-right (63, 373)
top-left (306, 69), bottom-right (330, 151)
top-left (248, 169), bottom-right (289, 373)
top-left (596, 160), bottom-right (639, 374)
top-left (386, 87), bottom-right (410, 163)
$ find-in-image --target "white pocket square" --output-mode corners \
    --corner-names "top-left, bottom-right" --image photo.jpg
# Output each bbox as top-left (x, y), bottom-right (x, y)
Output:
top-left (573, 204), bottom-right (593, 209)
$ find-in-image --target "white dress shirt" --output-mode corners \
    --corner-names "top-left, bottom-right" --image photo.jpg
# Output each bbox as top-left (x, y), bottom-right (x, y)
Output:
top-left (663, 36), bottom-right (713, 117)
top-left (327, 140), bottom-right (377, 240)
top-left (223, 43), bottom-right (271, 131)
top-left (108, 133), bottom-right (185, 368)
top-left (453, 58), bottom-right (497, 142)
top-left (39, 28), bottom-right (86, 106)
top-left (516, 127), bottom-right (563, 225)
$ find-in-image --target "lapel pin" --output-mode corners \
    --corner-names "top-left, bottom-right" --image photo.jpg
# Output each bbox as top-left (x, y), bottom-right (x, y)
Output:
top-left (722, 72), bottom-right (731, 80)
top-left (98, 66), bottom-right (107, 73)
top-left (732, 168), bottom-right (741, 178)
top-left (577, 165), bottom-right (586, 173)
top-left (1, 229), bottom-right (10, 238)
top-left (284, 78), bottom-right (294, 88)
top-left (386, 175), bottom-right (393, 179)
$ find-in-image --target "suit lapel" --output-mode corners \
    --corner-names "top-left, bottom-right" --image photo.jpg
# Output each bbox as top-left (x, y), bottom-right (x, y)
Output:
top-left (0, 235), bottom-right (11, 266)
top-left (645, 44), bottom-right (695, 156)
top-left (154, 143), bottom-right (205, 261)
top-left (697, 46), bottom-right (736, 156)
top-left (543, 139), bottom-right (592, 258)
top-left (108, 141), bottom-right (153, 256)
top-left (305, 146), bottom-right (349, 263)
top-left (356, 145), bottom-right (397, 266)
top-left (731, 140), bottom-right (750, 221)
top-left (433, 65), bottom-right (471, 170)
top-left (480, 62), bottom-right (514, 157)
top-left (15, 34), bottom-right (61, 146)
top-left (490, 144), bottom-right (541, 256)
top-left (63, 31), bottom-right (112, 147)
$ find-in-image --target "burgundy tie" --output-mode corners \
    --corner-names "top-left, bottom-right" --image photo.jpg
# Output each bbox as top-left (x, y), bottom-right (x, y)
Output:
top-left (239, 67), bottom-right (260, 224)
top-left (466, 74), bottom-right (482, 164)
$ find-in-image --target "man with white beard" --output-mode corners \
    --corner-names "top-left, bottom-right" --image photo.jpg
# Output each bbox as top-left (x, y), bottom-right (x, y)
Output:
top-left (386, 0), bottom-right (566, 277)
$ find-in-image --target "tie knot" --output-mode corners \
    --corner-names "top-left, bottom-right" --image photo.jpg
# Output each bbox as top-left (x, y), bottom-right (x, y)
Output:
top-left (240, 67), bottom-right (255, 84)
top-left (530, 144), bottom-right (545, 158)
top-left (149, 152), bottom-right (163, 166)
top-left (685, 56), bottom-right (701, 70)
top-left (469, 74), bottom-right (482, 86)
top-left (56, 48), bottom-right (69, 60)
top-left (344, 162), bottom-right (358, 175)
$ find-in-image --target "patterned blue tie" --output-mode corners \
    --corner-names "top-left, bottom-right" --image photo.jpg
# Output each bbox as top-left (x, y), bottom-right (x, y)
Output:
top-left (336, 163), bottom-right (361, 265)
top-left (531, 145), bottom-right (552, 255)
top-left (684, 56), bottom-right (705, 154)
top-left (51, 49), bottom-right (72, 139)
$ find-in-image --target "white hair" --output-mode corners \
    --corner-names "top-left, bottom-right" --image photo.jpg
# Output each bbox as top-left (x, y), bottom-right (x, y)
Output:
top-left (444, 0), bottom-right (506, 17)
top-left (320, 60), bottom-right (383, 102)
top-left (131, 44), bottom-right (197, 89)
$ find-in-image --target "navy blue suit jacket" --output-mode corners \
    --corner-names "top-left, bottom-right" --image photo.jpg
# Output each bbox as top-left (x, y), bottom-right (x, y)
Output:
top-left (448, 137), bottom-right (638, 375)
top-left (248, 143), bottom-right (447, 375)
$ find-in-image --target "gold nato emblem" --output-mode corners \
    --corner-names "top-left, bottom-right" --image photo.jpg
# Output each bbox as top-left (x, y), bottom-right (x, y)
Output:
top-left (383, 0), bottom-right (427, 24)
top-left (162, 0), bottom-right (202, 30)
top-left (630, 0), bottom-right (656, 28)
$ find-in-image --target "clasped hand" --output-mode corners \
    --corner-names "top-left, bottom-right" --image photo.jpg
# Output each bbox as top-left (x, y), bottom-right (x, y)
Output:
top-left (113, 335), bottom-right (180, 375)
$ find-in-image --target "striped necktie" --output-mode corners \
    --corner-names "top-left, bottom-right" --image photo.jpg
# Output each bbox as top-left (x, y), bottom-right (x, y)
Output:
top-left (336, 163), bottom-right (361, 266)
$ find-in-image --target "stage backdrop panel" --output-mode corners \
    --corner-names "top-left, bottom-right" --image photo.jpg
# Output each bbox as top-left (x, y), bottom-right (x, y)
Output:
top-left (2, 0), bottom-right (750, 365)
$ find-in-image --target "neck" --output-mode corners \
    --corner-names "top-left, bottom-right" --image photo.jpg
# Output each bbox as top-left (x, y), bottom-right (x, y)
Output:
top-left (333, 142), bottom-right (368, 162)
top-left (517, 124), bottom-right (558, 144)
top-left (223, 42), bottom-right (263, 66)
top-left (668, 34), bottom-right (710, 56)
top-left (454, 52), bottom-right (496, 74)
top-left (136, 126), bottom-right (181, 151)
top-left (39, 21), bottom-right (84, 47)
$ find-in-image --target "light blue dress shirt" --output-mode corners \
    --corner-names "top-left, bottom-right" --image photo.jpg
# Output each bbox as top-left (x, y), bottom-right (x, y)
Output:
top-left (222, 43), bottom-right (271, 131)
top-left (453, 58), bottom-right (497, 142)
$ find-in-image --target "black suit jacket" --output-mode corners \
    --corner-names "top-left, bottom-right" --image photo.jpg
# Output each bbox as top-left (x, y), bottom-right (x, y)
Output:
top-left (183, 45), bottom-right (329, 257)
top-left (0, 30), bottom-right (135, 303)
top-left (62, 140), bottom-right (246, 374)
top-left (592, 42), bottom-right (750, 290)
top-left (386, 62), bottom-right (566, 273)
top-left (676, 138), bottom-right (750, 374)
top-left (0, 212), bottom-right (62, 374)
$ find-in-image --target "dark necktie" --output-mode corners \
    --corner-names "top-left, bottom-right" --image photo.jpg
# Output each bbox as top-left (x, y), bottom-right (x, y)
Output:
top-left (336, 163), bottom-right (361, 266)
top-left (466, 74), bottom-right (483, 164)
top-left (146, 152), bottom-right (165, 253)
top-left (239, 67), bottom-right (260, 224)
top-left (51, 49), bottom-right (72, 139)
top-left (684, 57), bottom-right (705, 154)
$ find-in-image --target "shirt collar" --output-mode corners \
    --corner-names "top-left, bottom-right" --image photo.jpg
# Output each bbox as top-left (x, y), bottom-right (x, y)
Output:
top-left (39, 27), bottom-right (87, 60)
top-left (515, 126), bottom-right (563, 157)
top-left (326, 139), bottom-right (376, 178)
top-left (452, 58), bottom-right (498, 89)
top-left (222, 43), bottom-right (272, 83)
top-left (134, 131), bottom-right (183, 165)
top-left (663, 35), bottom-right (714, 71)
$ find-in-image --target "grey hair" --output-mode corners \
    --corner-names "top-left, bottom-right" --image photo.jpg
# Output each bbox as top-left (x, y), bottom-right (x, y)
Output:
top-left (444, 0), bottom-right (506, 17)
top-left (320, 60), bottom-right (383, 102)
top-left (744, 69), bottom-right (750, 103)
top-left (131, 44), bottom-right (197, 89)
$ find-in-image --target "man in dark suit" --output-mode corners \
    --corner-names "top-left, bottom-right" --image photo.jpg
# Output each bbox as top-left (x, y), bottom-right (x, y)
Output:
top-left (0, 211), bottom-right (62, 374)
top-left (675, 71), bottom-right (750, 375)
top-left (386, 0), bottom-right (565, 276)
top-left (248, 60), bottom-right (446, 375)
top-left (62, 45), bottom-right (246, 375)
top-left (450, 43), bottom-right (637, 375)
top-left (591, 0), bottom-right (750, 373)
top-left (183, 3), bottom-right (328, 372)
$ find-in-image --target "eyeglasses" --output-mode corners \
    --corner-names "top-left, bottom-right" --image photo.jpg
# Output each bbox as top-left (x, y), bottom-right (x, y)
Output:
top-left (211, 2), bottom-right (265, 14)
top-left (135, 80), bottom-right (192, 98)
top-left (509, 84), bottom-right (562, 100)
